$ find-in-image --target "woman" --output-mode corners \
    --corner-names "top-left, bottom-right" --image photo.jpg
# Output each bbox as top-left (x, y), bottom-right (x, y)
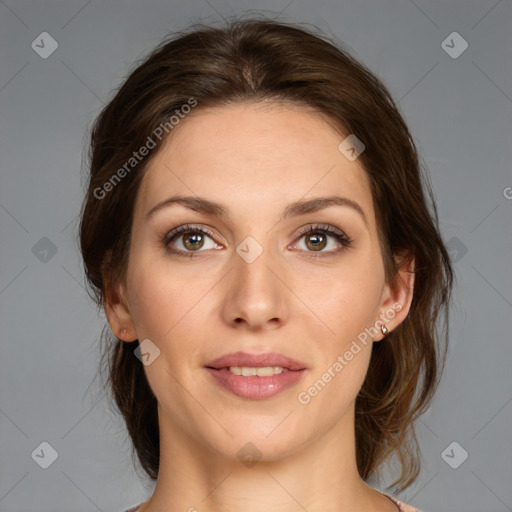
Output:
top-left (79, 17), bottom-right (453, 512)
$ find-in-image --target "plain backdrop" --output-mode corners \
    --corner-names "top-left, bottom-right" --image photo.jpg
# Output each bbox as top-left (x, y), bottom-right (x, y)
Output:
top-left (0, 1), bottom-right (511, 511)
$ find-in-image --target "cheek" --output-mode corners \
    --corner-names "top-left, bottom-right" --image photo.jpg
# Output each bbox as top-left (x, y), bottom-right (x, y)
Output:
top-left (126, 265), bottom-right (199, 398)
top-left (298, 344), bottom-right (372, 426)
top-left (129, 273), bottom-right (176, 340)
top-left (296, 275), bottom-right (378, 415)
top-left (295, 258), bottom-right (384, 342)
top-left (126, 260), bottom-right (214, 362)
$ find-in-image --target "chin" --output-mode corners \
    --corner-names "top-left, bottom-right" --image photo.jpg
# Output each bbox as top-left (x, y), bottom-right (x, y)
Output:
top-left (200, 418), bottom-right (312, 464)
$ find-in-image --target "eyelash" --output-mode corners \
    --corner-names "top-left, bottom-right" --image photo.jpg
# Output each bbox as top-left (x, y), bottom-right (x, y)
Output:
top-left (162, 223), bottom-right (353, 259)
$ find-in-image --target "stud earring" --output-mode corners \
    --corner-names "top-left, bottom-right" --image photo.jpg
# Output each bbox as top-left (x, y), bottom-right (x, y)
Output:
top-left (380, 325), bottom-right (389, 337)
top-left (120, 328), bottom-right (127, 338)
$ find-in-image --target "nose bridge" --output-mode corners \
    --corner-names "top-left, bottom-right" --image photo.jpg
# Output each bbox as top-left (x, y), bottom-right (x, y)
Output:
top-left (223, 235), bottom-right (288, 328)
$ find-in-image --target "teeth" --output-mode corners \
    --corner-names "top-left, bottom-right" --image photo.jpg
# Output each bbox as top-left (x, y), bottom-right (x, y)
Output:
top-left (228, 366), bottom-right (288, 376)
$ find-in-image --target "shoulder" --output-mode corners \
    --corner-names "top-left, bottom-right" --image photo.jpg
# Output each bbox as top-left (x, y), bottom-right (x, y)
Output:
top-left (396, 500), bottom-right (423, 512)
top-left (378, 491), bottom-right (423, 512)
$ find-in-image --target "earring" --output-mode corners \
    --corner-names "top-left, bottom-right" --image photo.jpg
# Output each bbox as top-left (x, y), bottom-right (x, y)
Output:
top-left (120, 328), bottom-right (127, 338)
top-left (380, 325), bottom-right (389, 337)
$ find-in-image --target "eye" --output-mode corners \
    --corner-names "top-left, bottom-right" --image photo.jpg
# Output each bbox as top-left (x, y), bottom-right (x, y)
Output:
top-left (292, 224), bottom-right (352, 256)
top-left (162, 224), bottom-right (222, 257)
top-left (162, 223), bottom-right (352, 259)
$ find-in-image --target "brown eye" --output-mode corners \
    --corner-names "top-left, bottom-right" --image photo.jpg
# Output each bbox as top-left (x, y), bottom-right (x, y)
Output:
top-left (293, 224), bottom-right (352, 256)
top-left (182, 232), bottom-right (205, 250)
top-left (305, 232), bottom-right (327, 251)
top-left (163, 224), bottom-right (221, 256)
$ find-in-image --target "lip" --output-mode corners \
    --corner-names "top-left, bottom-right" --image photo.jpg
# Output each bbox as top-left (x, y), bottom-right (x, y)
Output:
top-left (205, 367), bottom-right (306, 400)
top-left (204, 351), bottom-right (308, 400)
top-left (205, 351), bottom-right (307, 371)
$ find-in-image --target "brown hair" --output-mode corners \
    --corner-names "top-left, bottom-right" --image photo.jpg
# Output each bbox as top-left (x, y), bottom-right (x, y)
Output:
top-left (79, 17), bottom-right (453, 492)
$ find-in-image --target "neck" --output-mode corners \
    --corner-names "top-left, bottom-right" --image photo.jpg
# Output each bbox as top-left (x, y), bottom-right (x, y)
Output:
top-left (137, 403), bottom-right (396, 512)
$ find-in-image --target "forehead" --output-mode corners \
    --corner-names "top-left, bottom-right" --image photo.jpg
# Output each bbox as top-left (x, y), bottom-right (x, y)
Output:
top-left (135, 102), bottom-right (375, 225)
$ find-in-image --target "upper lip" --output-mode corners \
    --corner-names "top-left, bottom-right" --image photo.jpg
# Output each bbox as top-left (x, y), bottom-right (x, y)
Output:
top-left (205, 351), bottom-right (307, 371)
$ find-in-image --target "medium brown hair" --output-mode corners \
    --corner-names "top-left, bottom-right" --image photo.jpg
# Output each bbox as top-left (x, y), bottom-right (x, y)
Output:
top-left (79, 17), bottom-right (454, 492)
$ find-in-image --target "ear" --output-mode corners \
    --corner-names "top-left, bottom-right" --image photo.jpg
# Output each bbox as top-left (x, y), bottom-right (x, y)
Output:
top-left (373, 251), bottom-right (415, 341)
top-left (102, 251), bottom-right (137, 342)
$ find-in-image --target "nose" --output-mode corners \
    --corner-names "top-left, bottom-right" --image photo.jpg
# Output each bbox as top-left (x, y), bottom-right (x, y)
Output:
top-left (220, 244), bottom-right (289, 331)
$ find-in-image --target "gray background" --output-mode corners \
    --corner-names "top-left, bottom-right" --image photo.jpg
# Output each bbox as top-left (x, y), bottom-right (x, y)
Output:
top-left (0, 1), bottom-right (511, 511)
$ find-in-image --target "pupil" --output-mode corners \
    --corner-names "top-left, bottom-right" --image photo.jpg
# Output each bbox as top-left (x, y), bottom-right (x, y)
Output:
top-left (307, 233), bottom-right (326, 251)
top-left (184, 232), bottom-right (203, 250)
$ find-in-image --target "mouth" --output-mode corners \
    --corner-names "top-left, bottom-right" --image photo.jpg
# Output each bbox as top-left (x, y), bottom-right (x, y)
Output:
top-left (205, 351), bottom-right (307, 371)
top-left (204, 351), bottom-right (307, 400)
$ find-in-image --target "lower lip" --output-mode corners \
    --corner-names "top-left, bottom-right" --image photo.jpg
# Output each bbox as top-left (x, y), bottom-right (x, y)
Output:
top-left (205, 368), bottom-right (306, 400)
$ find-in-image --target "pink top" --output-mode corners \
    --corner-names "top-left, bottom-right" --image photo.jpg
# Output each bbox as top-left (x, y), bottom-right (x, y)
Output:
top-left (123, 490), bottom-right (422, 511)
top-left (380, 491), bottom-right (423, 511)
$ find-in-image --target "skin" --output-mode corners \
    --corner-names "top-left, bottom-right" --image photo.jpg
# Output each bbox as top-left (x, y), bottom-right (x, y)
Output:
top-left (105, 101), bottom-right (414, 512)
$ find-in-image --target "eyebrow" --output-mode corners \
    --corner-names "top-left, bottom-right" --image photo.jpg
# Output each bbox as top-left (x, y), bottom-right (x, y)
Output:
top-left (145, 194), bottom-right (368, 228)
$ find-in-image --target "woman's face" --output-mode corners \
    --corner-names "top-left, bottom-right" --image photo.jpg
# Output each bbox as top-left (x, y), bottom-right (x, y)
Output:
top-left (108, 101), bottom-right (411, 461)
